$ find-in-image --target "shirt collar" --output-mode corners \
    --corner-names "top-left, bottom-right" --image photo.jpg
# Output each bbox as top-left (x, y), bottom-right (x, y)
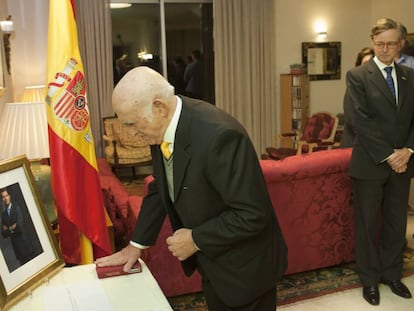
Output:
top-left (163, 95), bottom-right (182, 144)
top-left (373, 56), bottom-right (395, 71)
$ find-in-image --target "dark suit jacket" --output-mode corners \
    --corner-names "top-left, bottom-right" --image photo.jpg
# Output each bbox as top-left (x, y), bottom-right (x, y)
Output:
top-left (1, 203), bottom-right (34, 263)
top-left (1, 204), bottom-right (23, 237)
top-left (131, 96), bottom-right (287, 307)
top-left (343, 59), bottom-right (414, 179)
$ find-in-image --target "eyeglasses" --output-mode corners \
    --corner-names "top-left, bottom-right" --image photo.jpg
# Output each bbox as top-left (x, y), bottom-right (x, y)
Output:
top-left (373, 41), bottom-right (399, 49)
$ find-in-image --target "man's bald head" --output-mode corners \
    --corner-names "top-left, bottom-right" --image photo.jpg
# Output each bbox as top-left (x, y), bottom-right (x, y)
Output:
top-left (111, 66), bottom-right (177, 145)
top-left (112, 66), bottom-right (175, 120)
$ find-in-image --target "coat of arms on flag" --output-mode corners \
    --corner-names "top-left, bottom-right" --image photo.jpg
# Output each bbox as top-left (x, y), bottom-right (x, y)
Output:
top-left (48, 58), bottom-right (89, 132)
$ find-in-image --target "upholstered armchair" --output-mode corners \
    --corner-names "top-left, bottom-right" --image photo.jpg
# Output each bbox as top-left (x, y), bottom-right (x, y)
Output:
top-left (103, 116), bottom-right (152, 176)
top-left (263, 112), bottom-right (339, 160)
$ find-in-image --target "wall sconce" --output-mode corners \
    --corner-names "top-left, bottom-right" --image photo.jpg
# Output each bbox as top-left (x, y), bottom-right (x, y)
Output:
top-left (314, 20), bottom-right (327, 40)
top-left (0, 19), bottom-right (13, 33)
top-left (0, 15), bottom-right (13, 75)
top-left (110, 3), bottom-right (132, 9)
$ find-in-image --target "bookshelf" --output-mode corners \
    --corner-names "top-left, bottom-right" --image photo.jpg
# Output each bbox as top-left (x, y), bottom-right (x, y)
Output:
top-left (280, 74), bottom-right (310, 148)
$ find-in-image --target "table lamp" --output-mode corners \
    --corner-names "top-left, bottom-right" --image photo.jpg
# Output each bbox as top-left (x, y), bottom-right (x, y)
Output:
top-left (0, 101), bottom-right (56, 226)
top-left (21, 85), bottom-right (47, 102)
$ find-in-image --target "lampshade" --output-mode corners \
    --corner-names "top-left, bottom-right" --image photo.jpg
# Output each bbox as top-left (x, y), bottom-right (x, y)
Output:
top-left (0, 102), bottom-right (49, 161)
top-left (0, 20), bottom-right (13, 33)
top-left (21, 85), bottom-right (47, 103)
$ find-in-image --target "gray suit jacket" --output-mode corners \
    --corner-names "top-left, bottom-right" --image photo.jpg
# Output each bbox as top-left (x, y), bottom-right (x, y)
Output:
top-left (131, 96), bottom-right (287, 307)
top-left (343, 59), bottom-right (414, 179)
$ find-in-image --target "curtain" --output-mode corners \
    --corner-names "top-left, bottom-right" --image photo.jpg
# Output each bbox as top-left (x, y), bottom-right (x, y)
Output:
top-left (74, 0), bottom-right (114, 157)
top-left (214, 0), bottom-right (277, 156)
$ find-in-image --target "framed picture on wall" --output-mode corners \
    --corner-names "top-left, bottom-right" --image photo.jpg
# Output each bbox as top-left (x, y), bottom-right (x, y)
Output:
top-left (302, 41), bottom-right (341, 81)
top-left (0, 155), bottom-right (64, 310)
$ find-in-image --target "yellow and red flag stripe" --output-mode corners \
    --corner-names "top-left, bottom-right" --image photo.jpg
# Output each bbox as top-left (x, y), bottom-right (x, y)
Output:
top-left (46, 0), bottom-right (111, 264)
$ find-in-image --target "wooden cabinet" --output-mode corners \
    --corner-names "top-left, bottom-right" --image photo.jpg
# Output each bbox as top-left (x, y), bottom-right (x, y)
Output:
top-left (280, 74), bottom-right (310, 147)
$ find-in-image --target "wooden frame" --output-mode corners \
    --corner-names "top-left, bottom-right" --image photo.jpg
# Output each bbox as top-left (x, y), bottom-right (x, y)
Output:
top-left (0, 155), bottom-right (64, 310)
top-left (302, 41), bottom-right (341, 81)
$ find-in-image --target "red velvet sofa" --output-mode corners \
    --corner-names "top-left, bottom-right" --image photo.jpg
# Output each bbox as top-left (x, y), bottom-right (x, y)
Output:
top-left (261, 147), bottom-right (355, 275)
top-left (97, 147), bottom-right (355, 297)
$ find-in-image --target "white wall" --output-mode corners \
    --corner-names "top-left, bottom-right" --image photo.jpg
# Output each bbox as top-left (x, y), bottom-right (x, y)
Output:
top-left (2, 0), bottom-right (414, 126)
top-left (372, 0), bottom-right (414, 31)
top-left (275, 0), bottom-right (372, 122)
top-left (0, 0), bottom-right (15, 109)
top-left (275, 0), bottom-right (414, 130)
top-left (7, 0), bottom-right (48, 102)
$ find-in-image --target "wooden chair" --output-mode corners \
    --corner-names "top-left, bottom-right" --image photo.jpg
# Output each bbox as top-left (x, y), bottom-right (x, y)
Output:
top-left (263, 112), bottom-right (339, 160)
top-left (102, 116), bottom-right (152, 178)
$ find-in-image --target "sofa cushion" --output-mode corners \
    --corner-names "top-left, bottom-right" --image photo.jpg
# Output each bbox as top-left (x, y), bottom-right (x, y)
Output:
top-left (99, 175), bottom-right (130, 220)
top-left (128, 195), bottom-right (143, 220)
top-left (101, 187), bottom-right (115, 221)
top-left (143, 175), bottom-right (154, 196)
top-left (145, 217), bottom-right (203, 297)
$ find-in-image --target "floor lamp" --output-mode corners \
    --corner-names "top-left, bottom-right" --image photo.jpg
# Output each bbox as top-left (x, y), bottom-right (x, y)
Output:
top-left (0, 101), bottom-right (56, 226)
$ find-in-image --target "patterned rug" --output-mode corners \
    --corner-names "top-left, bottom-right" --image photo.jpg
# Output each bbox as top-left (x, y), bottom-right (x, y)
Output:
top-left (168, 247), bottom-right (414, 310)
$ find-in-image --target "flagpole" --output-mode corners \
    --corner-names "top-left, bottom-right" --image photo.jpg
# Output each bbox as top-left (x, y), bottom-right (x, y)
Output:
top-left (80, 232), bottom-right (93, 264)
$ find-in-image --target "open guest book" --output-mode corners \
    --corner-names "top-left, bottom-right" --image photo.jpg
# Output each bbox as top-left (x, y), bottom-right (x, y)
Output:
top-left (95, 261), bottom-right (142, 279)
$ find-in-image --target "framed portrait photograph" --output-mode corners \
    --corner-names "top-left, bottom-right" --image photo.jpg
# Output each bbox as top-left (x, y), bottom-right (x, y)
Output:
top-left (0, 155), bottom-right (64, 310)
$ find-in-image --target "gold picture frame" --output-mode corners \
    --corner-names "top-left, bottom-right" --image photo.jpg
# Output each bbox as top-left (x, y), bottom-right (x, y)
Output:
top-left (0, 155), bottom-right (64, 310)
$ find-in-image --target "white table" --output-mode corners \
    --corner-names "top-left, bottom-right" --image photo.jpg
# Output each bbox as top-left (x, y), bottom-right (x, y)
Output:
top-left (9, 260), bottom-right (172, 311)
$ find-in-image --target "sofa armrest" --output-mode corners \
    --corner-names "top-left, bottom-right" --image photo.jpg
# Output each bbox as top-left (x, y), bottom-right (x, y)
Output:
top-left (128, 196), bottom-right (143, 221)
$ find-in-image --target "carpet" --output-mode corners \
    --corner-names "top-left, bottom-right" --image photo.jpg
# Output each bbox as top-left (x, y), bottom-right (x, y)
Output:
top-left (167, 247), bottom-right (414, 310)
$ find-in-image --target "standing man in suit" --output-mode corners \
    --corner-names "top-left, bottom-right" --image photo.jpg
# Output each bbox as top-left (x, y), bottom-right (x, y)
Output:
top-left (343, 18), bottom-right (414, 306)
top-left (1, 188), bottom-right (34, 267)
top-left (96, 66), bottom-right (287, 310)
top-left (184, 49), bottom-right (204, 100)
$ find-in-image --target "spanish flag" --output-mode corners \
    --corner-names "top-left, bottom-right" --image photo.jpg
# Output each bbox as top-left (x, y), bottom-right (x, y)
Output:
top-left (46, 0), bottom-right (111, 264)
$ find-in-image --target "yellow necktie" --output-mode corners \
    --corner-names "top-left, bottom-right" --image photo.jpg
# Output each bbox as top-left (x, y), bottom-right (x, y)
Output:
top-left (160, 141), bottom-right (171, 160)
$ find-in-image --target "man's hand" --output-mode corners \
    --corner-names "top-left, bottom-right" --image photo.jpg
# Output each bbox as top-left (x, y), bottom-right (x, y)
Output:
top-left (166, 228), bottom-right (198, 261)
top-left (387, 148), bottom-right (412, 173)
top-left (94, 244), bottom-right (141, 273)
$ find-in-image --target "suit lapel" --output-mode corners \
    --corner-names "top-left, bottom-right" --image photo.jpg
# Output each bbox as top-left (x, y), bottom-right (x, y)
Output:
top-left (173, 98), bottom-right (192, 200)
top-left (367, 61), bottom-right (397, 107)
top-left (395, 64), bottom-right (408, 109)
top-left (150, 145), bottom-right (171, 204)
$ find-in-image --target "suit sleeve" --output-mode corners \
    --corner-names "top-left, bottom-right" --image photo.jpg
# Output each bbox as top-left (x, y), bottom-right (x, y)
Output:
top-left (131, 171), bottom-right (167, 246)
